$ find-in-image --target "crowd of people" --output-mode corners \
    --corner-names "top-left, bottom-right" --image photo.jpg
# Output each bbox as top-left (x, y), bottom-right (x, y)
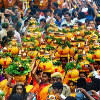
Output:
top-left (0, 0), bottom-right (100, 100)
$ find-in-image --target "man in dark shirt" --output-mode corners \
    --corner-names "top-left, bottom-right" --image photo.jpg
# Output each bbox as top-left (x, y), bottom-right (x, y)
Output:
top-left (51, 2), bottom-right (62, 15)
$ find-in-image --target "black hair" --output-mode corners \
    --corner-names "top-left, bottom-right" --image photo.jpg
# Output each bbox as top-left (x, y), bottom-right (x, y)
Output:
top-left (1, 36), bottom-right (9, 47)
top-left (40, 18), bottom-right (46, 23)
top-left (92, 78), bottom-right (100, 91)
top-left (48, 9), bottom-right (52, 13)
top-left (60, 57), bottom-right (68, 62)
top-left (84, 83), bottom-right (97, 91)
top-left (36, 8), bottom-right (41, 12)
top-left (10, 23), bottom-right (16, 28)
top-left (62, 8), bottom-right (69, 15)
top-left (13, 8), bottom-right (18, 13)
top-left (24, 19), bottom-right (29, 25)
top-left (72, 9), bottom-right (77, 18)
top-left (36, 70), bottom-right (42, 75)
top-left (8, 84), bottom-right (27, 100)
top-left (29, 1), bottom-right (34, 6)
top-left (56, 12), bottom-right (62, 18)
top-left (9, 94), bottom-right (24, 100)
top-left (33, 5), bottom-right (38, 9)
top-left (65, 12), bottom-right (71, 17)
top-left (43, 72), bottom-right (51, 78)
top-left (52, 81), bottom-right (63, 90)
top-left (79, 72), bottom-right (87, 77)
top-left (88, 7), bottom-right (95, 17)
top-left (95, 17), bottom-right (100, 23)
top-left (65, 96), bottom-right (77, 100)
top-left (78, 12), bottom-right (86, 20)
top-left (7, 31), bottom-right (15, 39)
top-left (52, 2), bottom-right (58, 8)
top-left (43, 9), bottom-right (49, 14)
top-left (68, 80), bottom-right (76, 86)
top-left (77, 78), bottom-right (86, 88)
top-left (2, 22), bottom-right (9, 29)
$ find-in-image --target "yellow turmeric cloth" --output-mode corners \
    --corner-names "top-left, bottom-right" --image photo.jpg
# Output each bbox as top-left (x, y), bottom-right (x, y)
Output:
top-left (0, 79), bottom-right (12, 99)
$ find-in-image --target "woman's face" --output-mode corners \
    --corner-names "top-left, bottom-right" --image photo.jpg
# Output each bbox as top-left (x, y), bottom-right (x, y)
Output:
top-left (41, 73), bottom-right (49, 83)
top-left (16, 85), bottom-right (23, 94)
top-left (69, 82), bottom-right (76, 92)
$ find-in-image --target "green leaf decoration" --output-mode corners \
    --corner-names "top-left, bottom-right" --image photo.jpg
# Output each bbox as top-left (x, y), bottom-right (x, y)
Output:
top-left (77, 27), bottom-right (82, 31)
top-left (76, 64), bottom-right (82, 70)
top-left (29, 22), bottom-right (34, 26)
top-left (88, 50), bottom-right (94, 54)
top-left (45, 44), bottom-right (55, 51)
top-left (89, 39), bottom-right (94, 44)
top-left (0, 52), bottom-right (12, 58)
top-left (36, 56), bottom-right (40, 60)
top-left (65, 41), bottom-right (72, 48)
top-left (84, 31), bottom-right (91, 35)
top-left (30, 37), bottom-right (35, 42)
top-left (56, 38), bottom-right (62, 46)
top-left (77, 54), bottom-right (83, 63)
top-left (22, 36), bottom-right (29, 42)
top-left (64, 62), bottom-right (75, 73)
top-left (40, 56), bottom-right (49, 63)
top-left (53, 61), bottom-right (61, 66)
top-left (97, 38), bottom-right (100, 42)
top-left (62, 29), bottom-right (68, 33)
top-left (95, 31), bottom-right (99, 36)
top-left (5, 57), bottom-right (31, 76)
top-left (0, 69), bottom-right (2, 74)
top-left (86, 57), bottom-right (95, 63)
top-left (48, 29), bottom-right (54, 32)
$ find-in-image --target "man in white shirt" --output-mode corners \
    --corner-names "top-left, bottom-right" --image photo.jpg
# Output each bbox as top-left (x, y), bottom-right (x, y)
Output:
top-left (0, 22), bottom-right (9, 41)
top-left (61, 12), bottom-right (75, 27)
top-left (9, 23), bottom-right (21, 43)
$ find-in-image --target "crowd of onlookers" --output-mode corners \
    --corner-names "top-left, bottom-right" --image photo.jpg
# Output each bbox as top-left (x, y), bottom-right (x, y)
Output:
top-left (0, 0), bottom-right (100, 100)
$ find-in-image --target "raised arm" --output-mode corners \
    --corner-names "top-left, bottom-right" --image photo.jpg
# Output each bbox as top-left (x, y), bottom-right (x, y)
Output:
top-left (7, 76), bottom-right (15, 88)
top-left (32, 60), bottom-right (41, 84)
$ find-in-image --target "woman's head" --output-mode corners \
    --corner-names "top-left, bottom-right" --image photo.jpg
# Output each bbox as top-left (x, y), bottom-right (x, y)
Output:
top-left (68, 81), bottom-right (76, 92)
top-left (9, 94), bottom-right (24, 100)
top-left (78, 12), bottom-right (86, 20)
top-left (41, 72), bottom-right (51, 83)
top-left (11, 84), bottom-right (26, 95)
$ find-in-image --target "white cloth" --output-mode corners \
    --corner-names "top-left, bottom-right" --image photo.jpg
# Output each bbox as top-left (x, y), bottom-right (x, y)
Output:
top-left (38, 15), bottom-right (45, 23)
top-left (0, 28), bottom-right (7, 41)
top-left (92, 71), bottom-right (100, 79)
top-left (14, 30), bottom-right (21, 43)
top-left (79, 18), bottom-right (86, 23)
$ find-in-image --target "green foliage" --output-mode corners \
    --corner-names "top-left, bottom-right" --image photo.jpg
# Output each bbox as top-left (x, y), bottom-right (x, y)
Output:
top-left (53, 61), bottom-right (61, 66)
top-left (97, 38), bottom-right (100, 42)
top-left (0, 90), bottom-right (5, 99)
top-left (0, 52), bottom-right (12, 58)
top-left (84, 31), bottom-right (91, 35)
top-left (48, 29), bottom-right (54, 32)
top-left (33, 28), bottom-right (45, 32)
top-left (95, 31), bottom-right (99, 36)
top-left (88, 50), bottom-right (94, 54)
top-left (0, 69), bottom-right (2, 74)
top-left (22, 37), bottom-right (29, 42)
top-left (86, 57), bottom-right (95, 63)
top-left (40, 56), bottom-right (49, 63)
top-left (29, 22), bottom-right (34, 26)
top-left (64, 62), bottom-right (82, 73)
top-left (56, 38), bottom-right (62, 46)
top-left (45, 44), bottom-right (55, 51)
top-left (77, 54), bottom-right (83, 63)
top-left (89, 39), bottom-right (94, 44)
top-left (30, 37), bottom-right (35, 42)
top-left (6, 56), bottom-right (31, 76)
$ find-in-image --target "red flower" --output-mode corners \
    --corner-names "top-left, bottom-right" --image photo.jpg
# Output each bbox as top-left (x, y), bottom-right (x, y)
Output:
top-left (19, 67), bottom-right (24, 71)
